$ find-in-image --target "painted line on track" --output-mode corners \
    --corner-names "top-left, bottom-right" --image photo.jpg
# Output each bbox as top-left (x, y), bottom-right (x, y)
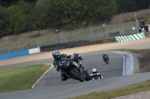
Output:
top-left (31, 63), bottom-right (53, 89)
top-left (113, 51), bottom-right (126, 76)
top-left (113, 51), bottom-right (134, 76)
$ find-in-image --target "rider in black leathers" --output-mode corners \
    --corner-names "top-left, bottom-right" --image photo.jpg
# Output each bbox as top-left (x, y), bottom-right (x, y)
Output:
top-left (52, 50), bottom-right (84, 81)
top-left (102, 53), bottom-right (109, 63)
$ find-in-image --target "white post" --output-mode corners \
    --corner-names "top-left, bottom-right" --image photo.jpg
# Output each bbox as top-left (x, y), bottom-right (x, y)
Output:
top-left (74, 27), bottom-right (78, 41)
top-left (135, 18), bottom-right (139, 33)
top-left (89, 25), bottom-right (93, 39)
top-left (102, 23), bottom-right (107, 37)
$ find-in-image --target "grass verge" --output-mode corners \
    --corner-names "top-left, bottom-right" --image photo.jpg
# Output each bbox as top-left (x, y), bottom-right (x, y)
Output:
top-left (0, 64), bottom-right (50, 93)
top-left (70, 80), bottom-right (150, 99)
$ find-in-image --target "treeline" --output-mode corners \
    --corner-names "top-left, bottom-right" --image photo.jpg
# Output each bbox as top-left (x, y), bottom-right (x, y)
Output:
top-left (116, 0), bottom-right (150, 13)
top-left (0, 0), bottom-right (150, 38)
top-left (0, 0), bottom-right (117, 37)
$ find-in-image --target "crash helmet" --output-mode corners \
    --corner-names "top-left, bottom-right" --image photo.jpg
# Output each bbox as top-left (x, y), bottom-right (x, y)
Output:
top-left (74, 53), bottom-right (78, 56)
top-left (52, 50), bottom-right (61, 60)
top-left (103, 52), bottom-right (106, 55)
top-left (92, 68), bottom-right (97, 73)
top-left (74, 53), bottom-right (78, 58)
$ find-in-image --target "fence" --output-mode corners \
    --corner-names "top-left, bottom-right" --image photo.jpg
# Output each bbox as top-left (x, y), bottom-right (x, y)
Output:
top-left (111, 9), bottom-right (150, 23)
top-left (0, 19), bottom-right (139, 54)
top-left (1, 8), bottom-right (150, 54)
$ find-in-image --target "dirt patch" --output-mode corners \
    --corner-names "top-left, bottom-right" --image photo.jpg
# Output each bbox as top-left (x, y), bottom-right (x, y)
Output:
top-left (127, 49), bottom-right (150, 73)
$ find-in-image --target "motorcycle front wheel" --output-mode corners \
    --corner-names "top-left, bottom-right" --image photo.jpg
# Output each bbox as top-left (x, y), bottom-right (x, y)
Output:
top-left (70, 69), bottom-right (84, 82)
top-left (84, 72), bottom-right (91, 81)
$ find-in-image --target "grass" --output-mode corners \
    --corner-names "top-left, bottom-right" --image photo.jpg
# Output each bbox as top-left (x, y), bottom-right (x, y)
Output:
top-left (0, 64), bottom-right (50, 93)
top-left (70, 80), bottom-right (150, 99)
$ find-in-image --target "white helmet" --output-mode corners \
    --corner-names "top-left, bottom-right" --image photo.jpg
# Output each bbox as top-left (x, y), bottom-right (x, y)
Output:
top-left (92, 68), bottom-right (97, 73)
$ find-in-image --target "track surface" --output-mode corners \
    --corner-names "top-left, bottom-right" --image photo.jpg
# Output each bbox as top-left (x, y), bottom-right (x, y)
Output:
top-left (0, 52), bottom-right (123, 99)
top-left (34, 52), bottom-right (123, 88)
top-left (1, 38), bottom-right (150, 99)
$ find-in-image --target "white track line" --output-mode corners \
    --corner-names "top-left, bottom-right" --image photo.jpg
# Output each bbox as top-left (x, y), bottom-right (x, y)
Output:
top-left (113, 51), bottom-right (126, 76)
top-left (113, 51), bottom-right (134, 76)
top-left (31, 63), bottom-right (53, 89)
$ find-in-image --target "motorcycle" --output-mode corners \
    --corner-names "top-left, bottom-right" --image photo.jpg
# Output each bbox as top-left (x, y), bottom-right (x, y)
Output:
top-left (104, 58), bottom-right (109, 64)
top-left (90, 73), bottom-right (103, 80)
top-left (58, 57), bottom-right (90, 82)
top-left (103, 54), bottom-right (109, 64)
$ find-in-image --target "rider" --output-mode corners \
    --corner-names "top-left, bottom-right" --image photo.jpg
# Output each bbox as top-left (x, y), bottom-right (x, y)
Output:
top-left (52, 50), bottom-right (84, 81)
top-left (74, 53), bottom-right (82, 60)
top-left (102, 53), bottom-right (109, 62)
top-left (90, 68), bottom-right (103, 80)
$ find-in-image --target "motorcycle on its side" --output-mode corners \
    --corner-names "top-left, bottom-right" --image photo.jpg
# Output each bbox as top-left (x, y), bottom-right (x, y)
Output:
top-left (58, 57), bottom-right (90, 82)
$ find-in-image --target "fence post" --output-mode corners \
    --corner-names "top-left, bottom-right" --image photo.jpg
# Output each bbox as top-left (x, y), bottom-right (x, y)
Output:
top-left (7, 47), bottom-right (10, 53)
top-left (102, 23), bottom-right (108, 37)
top-left (135, 18), bottom-right (139, 33)
top-left (89, 25), bottom-right (93, 39)
top-left (74, 27), bottom-right (79, 41)
top-left (75, 35), bottom-right (78, 41)
top-left (120, 22), bottom-right (125, 35)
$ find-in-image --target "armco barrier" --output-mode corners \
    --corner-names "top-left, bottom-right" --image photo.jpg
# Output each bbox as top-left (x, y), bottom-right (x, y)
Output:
top-left (0, 50), bottom-right (29, 60)
top-left (29, 48), bottom-right (41, 54)
top-left (115, 32), bottom-right (145, 42)
top-left (40, 37), bottom-right (116, 52)
top-left (0, 48), bottom-right (41, 60)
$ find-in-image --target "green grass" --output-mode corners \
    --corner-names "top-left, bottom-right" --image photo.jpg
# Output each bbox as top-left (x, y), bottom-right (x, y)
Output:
top-left (70, 80), bottom-right (150, 99)
top-left (0, 64), bottom-right (50, 93)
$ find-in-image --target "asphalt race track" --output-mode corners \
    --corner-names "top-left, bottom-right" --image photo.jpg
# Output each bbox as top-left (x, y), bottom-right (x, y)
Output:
top-left (1, 51), bottom-right (150, 99)
top-left (0, 51), bottom-right (125, 99)
top-left (34, 52), bottom-right (123, 88)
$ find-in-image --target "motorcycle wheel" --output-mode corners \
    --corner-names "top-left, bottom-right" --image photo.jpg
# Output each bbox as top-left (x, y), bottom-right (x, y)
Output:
top-left (70, 70), bottom-right (84, 82)
top-left (84, 72), bottom-right (91, 81)
top-left (107, 60), bottom-right (109, 64)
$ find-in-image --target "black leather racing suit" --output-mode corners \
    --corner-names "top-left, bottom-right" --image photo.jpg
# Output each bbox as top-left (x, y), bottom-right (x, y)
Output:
top-left (103, 54), bottom-right (109, 61)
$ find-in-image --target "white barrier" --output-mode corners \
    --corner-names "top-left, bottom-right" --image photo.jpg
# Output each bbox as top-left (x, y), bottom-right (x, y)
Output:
top-left (29, 47), bottom-right (41, 54)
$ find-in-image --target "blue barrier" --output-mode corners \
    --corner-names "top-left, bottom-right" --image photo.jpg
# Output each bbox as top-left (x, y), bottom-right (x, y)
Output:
top-left (0, 50), bottom-right (29, 60)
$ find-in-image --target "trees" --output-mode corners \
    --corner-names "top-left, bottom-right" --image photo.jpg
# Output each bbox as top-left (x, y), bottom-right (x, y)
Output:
top-left (34, 0), bottom-right (117, 29)
top-left (0, 6), bottom-right (8, 37)
top-left (0, 0), bottom-right (37, 7)
top-left (0, 0), bottom-right (117, 37)
top-left (6, 5), bottom-right (26, 35)
top-left (116, 0), bottom-right (150, 13)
